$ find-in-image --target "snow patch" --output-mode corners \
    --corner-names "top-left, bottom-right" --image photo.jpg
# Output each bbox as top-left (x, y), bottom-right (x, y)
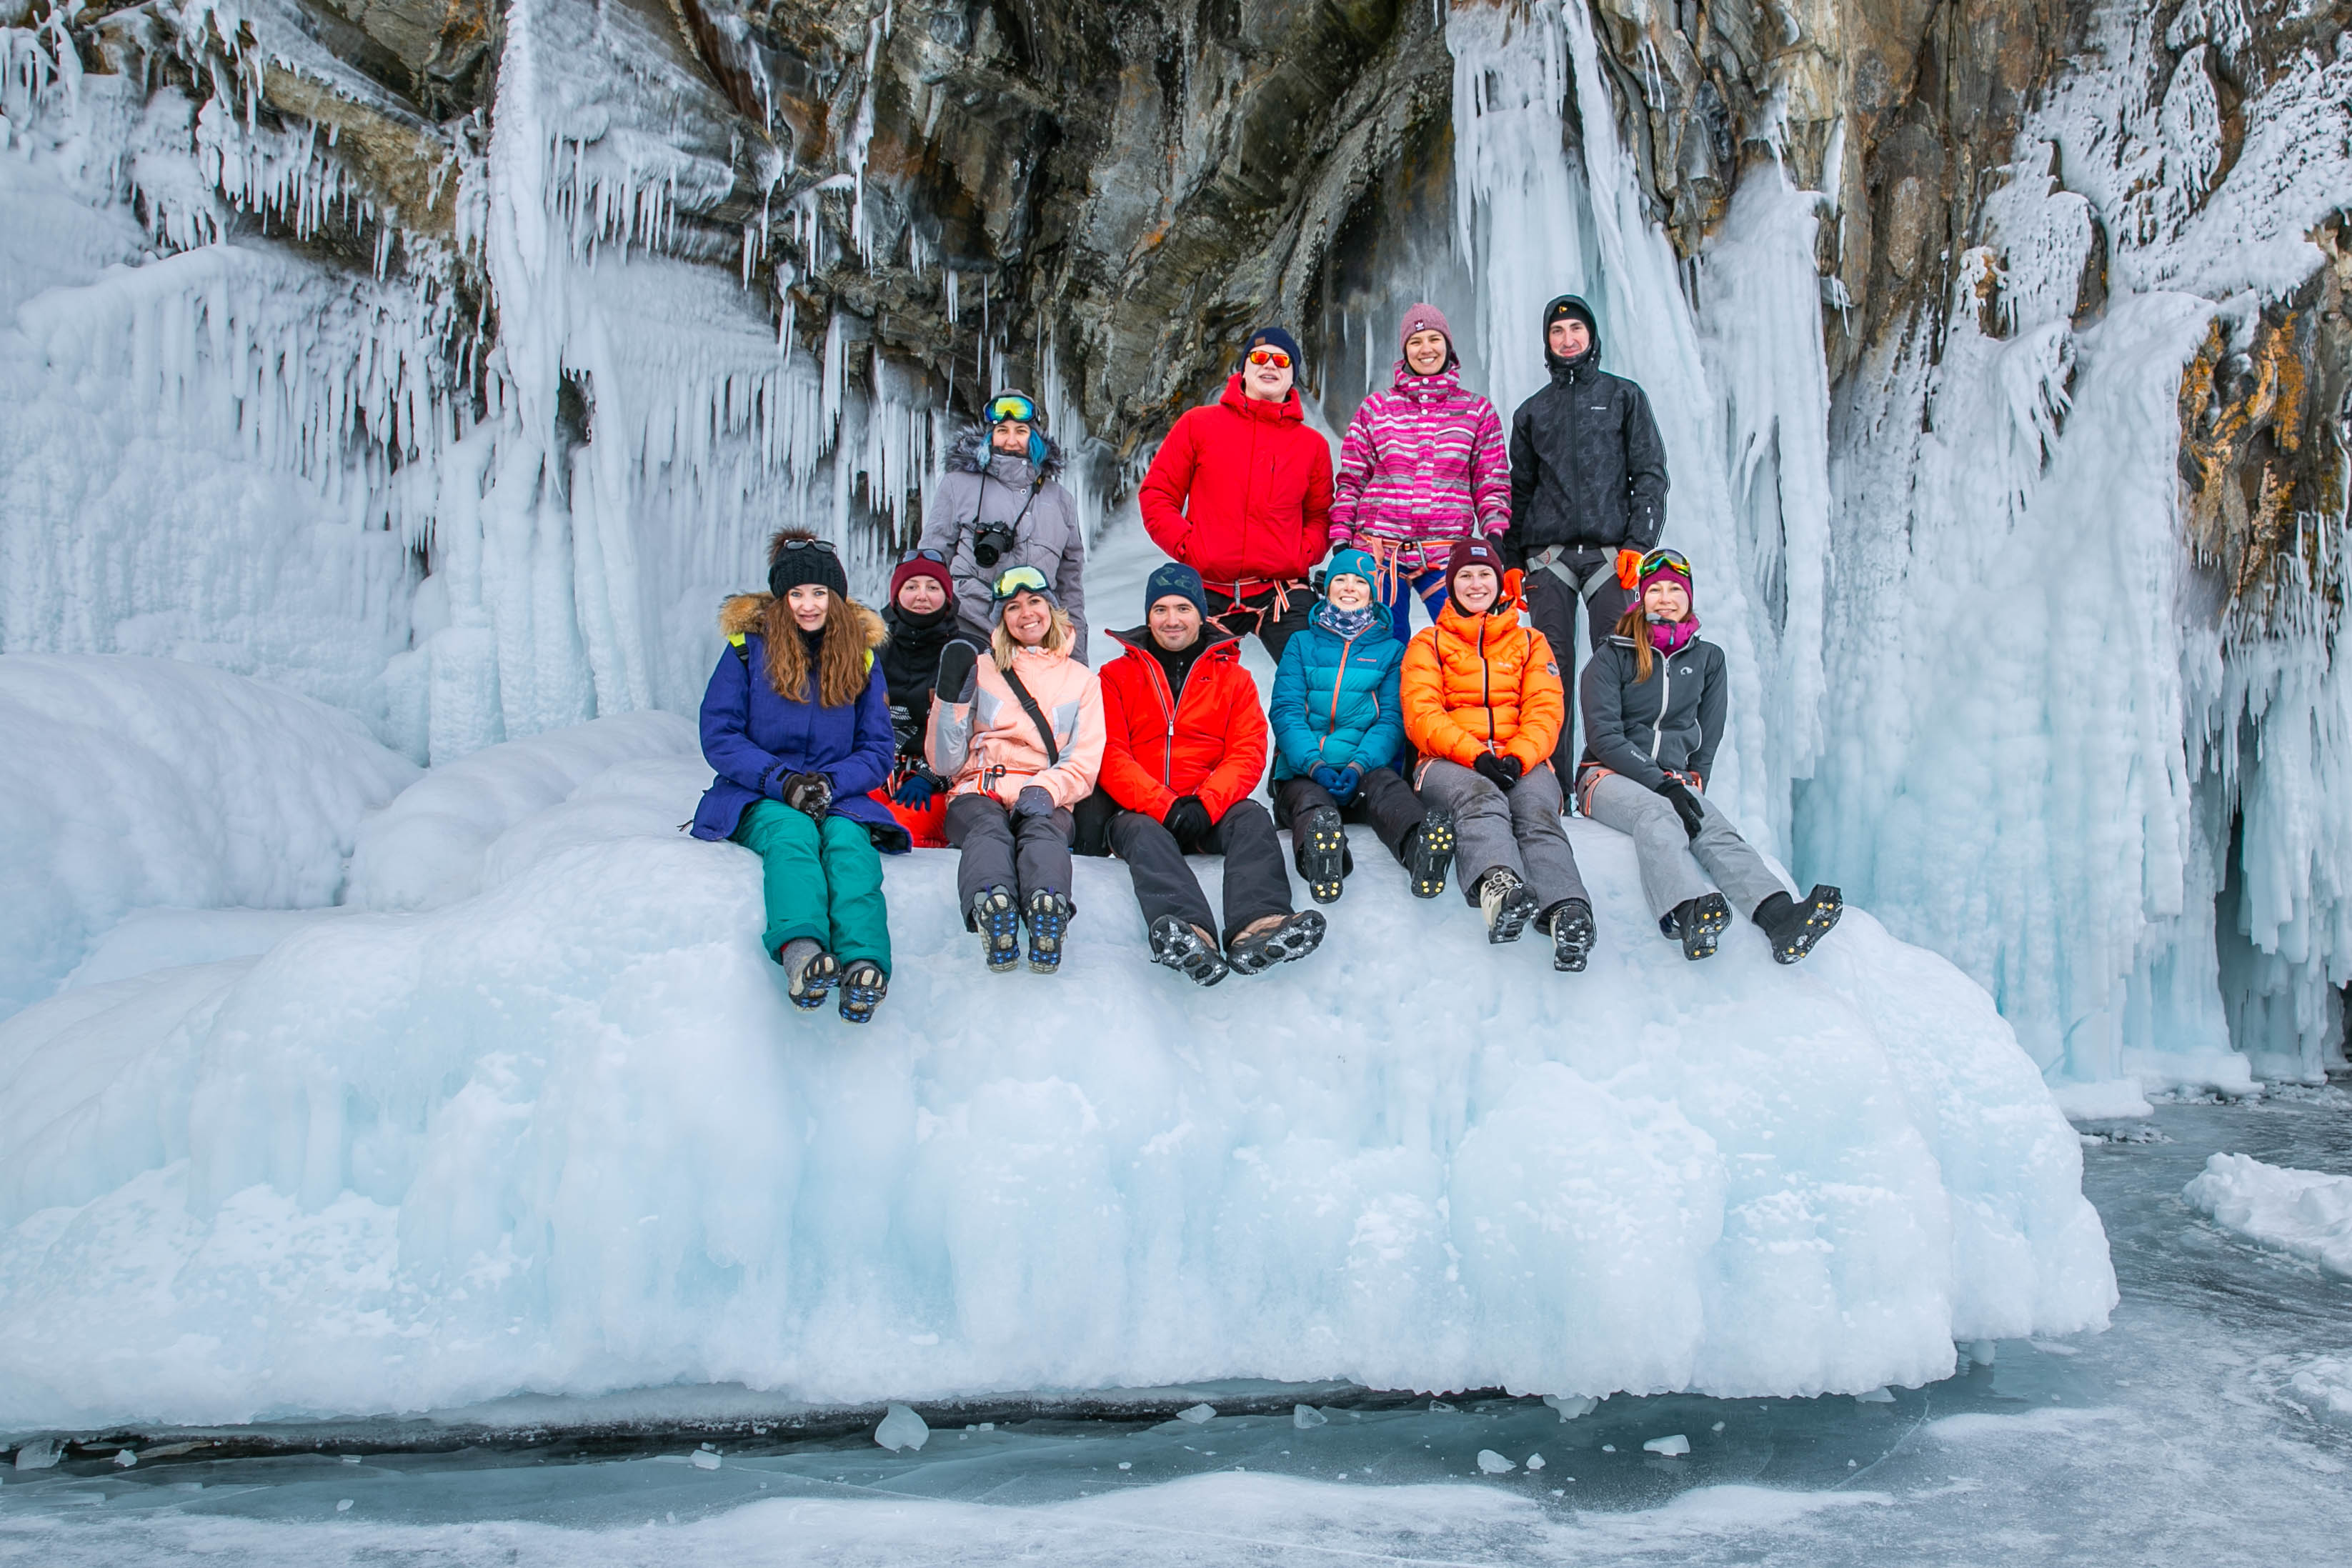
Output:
top-left (2182, 1152), bottom-right (2352, 1276)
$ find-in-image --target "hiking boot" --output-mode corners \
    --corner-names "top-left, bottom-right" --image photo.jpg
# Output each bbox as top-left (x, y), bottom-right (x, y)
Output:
top-left (1479, 869), bottom-right (1540, 944)
top-left (1755, 885), bottom-right (1843, 964)
top-left (779, 939), bottom-right (839, 1009)
top-left (1025, 889), bottom-right (1072, 974)
top-left (1547, 899), bottom-right (1595, 972)
top-left (1295, 807), bottom-right (1347, 904)
top-left (1669, 892), bottom-right (1732, 961)
top-left (1148, 914), bottom-right (1230, 987)
top-left (1405, 808), bottom-right (1455, 899)
top-left (1227, 910), bottom-right (1328, 975)
top-left (970, 887), bottom-right (1021, 973)
top-left (837, 961), bottom-right (888, 1024)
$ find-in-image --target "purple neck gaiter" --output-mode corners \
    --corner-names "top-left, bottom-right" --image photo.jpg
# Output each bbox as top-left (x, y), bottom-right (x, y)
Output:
top-left (1648, 615), bottom-right (1699, 656)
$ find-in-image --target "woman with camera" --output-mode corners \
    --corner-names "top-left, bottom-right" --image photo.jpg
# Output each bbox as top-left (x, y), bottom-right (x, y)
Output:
top-left (917, 389), bottom-right (1090, 659)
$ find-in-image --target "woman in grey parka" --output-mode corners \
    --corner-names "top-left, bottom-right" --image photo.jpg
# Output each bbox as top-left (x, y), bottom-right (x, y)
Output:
top-left (1575, 549), bottom-right (1842, 963)
top-left (917, 389), bottom-right (1090, 659)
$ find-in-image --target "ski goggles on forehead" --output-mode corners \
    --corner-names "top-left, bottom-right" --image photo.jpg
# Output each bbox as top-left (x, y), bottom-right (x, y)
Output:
top-left (1246, 348), bottom-right (1292, 369)
top-left (990, 564), bottom-right (1052, 601)
top-left (987, 394), bottom-right (1037, 424)
top-left (1638, 548), bottom-right (1692, 580)
top-left (777, 535), bottom-right (839, 555)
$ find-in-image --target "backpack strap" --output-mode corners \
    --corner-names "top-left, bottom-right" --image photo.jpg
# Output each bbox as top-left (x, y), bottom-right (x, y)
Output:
top-left (729, 632), bottom-right (750, 667)
top-left (1000, 666), bottom-right (1062, 768)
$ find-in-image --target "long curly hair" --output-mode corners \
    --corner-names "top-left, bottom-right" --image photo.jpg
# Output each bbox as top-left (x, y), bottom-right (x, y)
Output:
top-left (762, 530), bottom-right (870, 707)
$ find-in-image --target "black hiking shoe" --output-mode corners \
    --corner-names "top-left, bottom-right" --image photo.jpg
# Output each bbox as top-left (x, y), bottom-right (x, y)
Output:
top-left (1025, 889), bottom-right (1072, 974)
top-left (1148, 914), bottom-right (1230, 987)
top-left (837, 962), bottom-right (887, 1024)
top-left (1755, 885), bottom-right (1843, 964)
top-left (970, 887), bottom-right (1021, 973)
top-left (779, 939), bottom-right (839, 1009)
top-left (1547, 899), bottom-right (1595, 972)
top-left (1670, 892), bottom-right (1732, 961)
top-left (1227, 910), bottom-right (1327, 975)
top-left (1479, 869), bottom-right (1541, 944)
top-left (1405, 808), bottom-right (1455, 899)
top-left (1296, 807), bottom-right (1347, 904)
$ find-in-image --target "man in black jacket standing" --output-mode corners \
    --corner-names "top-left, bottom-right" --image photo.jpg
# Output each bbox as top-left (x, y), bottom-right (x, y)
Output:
top-left (1506, 294), bottom-right (1670, 784)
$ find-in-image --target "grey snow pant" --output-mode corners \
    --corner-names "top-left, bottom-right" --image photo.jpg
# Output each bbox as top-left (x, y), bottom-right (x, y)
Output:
top-left (1580, 769), bottom-right (1788, 932)
top-left (1272, 768), bottom-right (1427, 866)
top-left (1108, 798), bottom-right (1293, 949)
top-left (1414, 759), bottom-right (1588, 914)
top-left (947, 792), bottom-right (1075, 922)
top-left (1522, 546), bottom-right (1634, 784)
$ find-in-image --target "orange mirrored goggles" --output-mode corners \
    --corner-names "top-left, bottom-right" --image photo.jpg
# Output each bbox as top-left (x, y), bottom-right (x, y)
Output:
top-left (1246, 349), bottom-right (1292, 369)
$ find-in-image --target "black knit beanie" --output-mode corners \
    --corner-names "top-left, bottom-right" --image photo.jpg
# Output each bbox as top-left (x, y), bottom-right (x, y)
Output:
top-left (767, 534), bottom-right (849, 600)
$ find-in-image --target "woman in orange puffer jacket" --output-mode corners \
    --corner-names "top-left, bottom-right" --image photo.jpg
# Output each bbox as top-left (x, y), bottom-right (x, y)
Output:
top-left (1398, 538), bottom-right (1595, 972)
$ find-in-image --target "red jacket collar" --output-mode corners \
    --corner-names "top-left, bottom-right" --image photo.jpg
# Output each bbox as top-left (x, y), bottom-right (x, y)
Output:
top-left (1218, 374), bottom-right (1303, 424)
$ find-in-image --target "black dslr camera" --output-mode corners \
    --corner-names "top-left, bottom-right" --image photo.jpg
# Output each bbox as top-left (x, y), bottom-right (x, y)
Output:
top-left (972, 521), bottom-right (1017, 568)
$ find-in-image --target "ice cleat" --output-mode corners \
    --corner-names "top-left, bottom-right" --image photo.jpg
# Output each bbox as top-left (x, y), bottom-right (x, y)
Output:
top-left (1547, 899), bottom-right (1595, 972)
top-left (1670, 892), bottom-right (1732, 961)
top-left (1406, 808), bottom-right (1455, 899)
top-left (1148, 914), bottom-right (1230, 987)
top-left (837, 961), bottom-right (888, 1024)
top-left (1478, 869), bottom-right (1540, 944)
top-left (970, 887), bottom-right (1022, 973)
top-left (1227, 909), bottom-right (1327, 975)
top-left (779, 939), bottom-right (839, 1009)
top-left (1296, 807), bottom-right (1348, 904)
top-left (1755, 884), bottom-right (1843, 964)
top-left (1025, 889), bottom-right (1072, 974)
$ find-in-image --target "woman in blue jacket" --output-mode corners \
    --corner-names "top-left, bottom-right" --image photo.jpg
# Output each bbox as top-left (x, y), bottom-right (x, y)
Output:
top-left (1268, 548), bottom-right (1456, 902)
top-left (689, 529), bottom-right (905, 1022)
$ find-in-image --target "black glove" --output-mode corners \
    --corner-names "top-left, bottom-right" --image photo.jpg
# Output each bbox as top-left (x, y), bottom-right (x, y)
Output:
top-left (1473, 753), bottom-right (1524, 792)
top-left (1657, 779), bottom-right (1706, 841)
top-left (781, 771), bottom-right (834, 819)
top-left (934, 639), bottom-right (980, 701)
top-left (1162, 794), bottom-right (1213, 850)
top-left (1014, 784), bottom-right (1057, 819)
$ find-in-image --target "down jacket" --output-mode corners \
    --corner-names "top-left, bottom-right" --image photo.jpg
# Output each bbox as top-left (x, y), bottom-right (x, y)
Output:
top-left (1097, 628), bottom-right (1268, 822)
top-left (925, 641), bottom-right (1106, 810)
top-left (690, 594), bottom-right (907, 849)
top-left (1505, 296), bottom-right (1669, 559)
top-left (916, 426), bottom-right (1090, 656)
top-left (1267, 609), bottom-right (1406, 780)
top-left (1398, 595), bottom-right (1565, 774)
top-left (1577, 632), bottom-right (1727, 790)
top-left (1330, 361), bottom-right (1510, 574)
top-left (1139, 375), bottom-right (1334, 586)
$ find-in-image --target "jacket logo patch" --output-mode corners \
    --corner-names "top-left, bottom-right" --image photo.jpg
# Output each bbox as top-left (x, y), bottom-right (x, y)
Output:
top-left (1545, 661), bottom-right (1560, 676)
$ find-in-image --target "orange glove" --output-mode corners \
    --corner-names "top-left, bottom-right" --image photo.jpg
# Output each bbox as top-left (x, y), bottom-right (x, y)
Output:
top-left (1615, 547), bottom-right (1645, 590)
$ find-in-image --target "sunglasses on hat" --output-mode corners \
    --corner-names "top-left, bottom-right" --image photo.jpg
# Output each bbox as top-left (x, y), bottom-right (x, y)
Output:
top-left (777, 536), bottom-right (839, 556)
top-left (1638, 547), bottom-right (1692, 579)
top-left (1246, 349), bottom-right (1292, 369)
top-left (990, 564), bottom-right (1053, 601)
top-left (988, 394), bottom-right (1037, 424)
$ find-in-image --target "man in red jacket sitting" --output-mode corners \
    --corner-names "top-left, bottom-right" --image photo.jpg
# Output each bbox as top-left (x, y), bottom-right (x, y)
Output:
top-left (1095, 563), bottom-right (1328, 986)
top-left (1138, 326), bottom-right (1334, 661)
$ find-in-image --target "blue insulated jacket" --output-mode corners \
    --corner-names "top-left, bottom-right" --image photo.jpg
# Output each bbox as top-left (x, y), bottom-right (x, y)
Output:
top-left (689, 594), bottom-right (908, 849)
top-left (1269, 608), bottom-right (1407, 779)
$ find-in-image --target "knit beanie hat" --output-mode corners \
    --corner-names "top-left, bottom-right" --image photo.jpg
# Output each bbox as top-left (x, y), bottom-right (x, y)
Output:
top-left (767, 529), bottom-right (849, 599)
top-left (1638, 552), bottom-right (1693, 606)
top-left (1145, 560), bottom-right (1208, 619)
top-left (1324, 547), bottom-right (1380, 596)
top-left (1444, 536), bottom-right (1505, 606)
top-left (890, 552), bottom-right (953, 606)
top-left (1243, 324), bottom-right (1302, 368)
top-left (1543, 295), bottom-right (1599, 367)
top-left (1398, 302), bottom-right (1455, 361)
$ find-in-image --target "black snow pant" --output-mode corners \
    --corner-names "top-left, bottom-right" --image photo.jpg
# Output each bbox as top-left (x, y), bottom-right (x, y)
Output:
top-left (1520, 544), bottom-right (1634, 789)
top-left (1202, 578), bottom-right (1314, 663)
top-left (1108, 797), bottom-right (1293, 949)
top-left (1271, 768), bottom-right (1427, 873)
top-left (946, 792), bottom-right (1075, 922)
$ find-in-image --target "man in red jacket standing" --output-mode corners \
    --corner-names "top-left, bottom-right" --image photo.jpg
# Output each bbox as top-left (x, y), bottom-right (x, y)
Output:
top-left (1139, 326), bottom-right (1334, 661)
top-left (1095, 563), bottom-right (1328, 986)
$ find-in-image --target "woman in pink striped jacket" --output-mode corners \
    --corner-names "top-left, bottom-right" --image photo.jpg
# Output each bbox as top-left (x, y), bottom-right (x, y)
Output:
top-left (1329, 303), bottom-right (1513, 640)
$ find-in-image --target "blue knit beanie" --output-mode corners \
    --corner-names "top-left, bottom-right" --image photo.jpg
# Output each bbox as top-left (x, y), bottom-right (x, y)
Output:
top-left (1243, 324), bottom-right (1302, 369)
top-left (1325, 547), bottom-right (1379, 596)
top-left (1145, 561), bottom-right (1207, 619)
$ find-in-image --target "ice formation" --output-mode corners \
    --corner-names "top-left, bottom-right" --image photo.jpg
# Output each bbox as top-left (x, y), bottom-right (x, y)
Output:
top-left (2183, 1152), bottom-right (2352, 1276)
top-left (0, 711), bottom-right (2111, 1429)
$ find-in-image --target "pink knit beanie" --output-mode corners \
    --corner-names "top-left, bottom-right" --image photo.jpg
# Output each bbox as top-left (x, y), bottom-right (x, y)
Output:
top-left (1398, 302), bottom-right (1454, 358)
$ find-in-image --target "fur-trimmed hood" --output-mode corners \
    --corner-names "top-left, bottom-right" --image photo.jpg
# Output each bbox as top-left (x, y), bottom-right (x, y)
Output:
top-left (720, 592), bottom-right (888, 649)
top-left (945, 424), bottom-right (1065, 480)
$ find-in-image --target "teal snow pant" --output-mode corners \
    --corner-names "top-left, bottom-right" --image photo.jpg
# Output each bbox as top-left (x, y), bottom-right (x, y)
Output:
top-left (732, 800), bottom-right (891, 973)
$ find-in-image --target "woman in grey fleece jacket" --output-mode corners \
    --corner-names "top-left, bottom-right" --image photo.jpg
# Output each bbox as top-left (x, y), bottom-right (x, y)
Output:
top-left (916, 389), bottom-right (1089, 659)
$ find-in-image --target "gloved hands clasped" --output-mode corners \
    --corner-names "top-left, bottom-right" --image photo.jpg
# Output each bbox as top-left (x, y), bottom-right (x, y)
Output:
top-left (1473, 752), bottom-right (1524, 792)
top-left (1013, 784), bottom-right (1058, 820)
top-left (1162, 794), bottom-right (1213, 851)
top-left (779, 771), bottom-right (834, 819)
top-left (1310, 763), bottom-right (1362, 806)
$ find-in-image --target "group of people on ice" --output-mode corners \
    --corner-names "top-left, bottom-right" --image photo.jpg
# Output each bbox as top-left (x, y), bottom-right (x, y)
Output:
top-left (688, 299), bottom-right (1841, 1023)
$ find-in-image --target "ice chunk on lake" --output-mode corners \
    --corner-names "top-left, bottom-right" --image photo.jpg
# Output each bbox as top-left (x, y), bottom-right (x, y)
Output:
top-left (1175, 1404), bottom-right (1217, 1425)
top-left (2183, 1154), bottom-right (2352, 1277)
top-left (1856, 1387), bottom-right (1896, 1403)
top-left (1643, 1434), bottom-right (1692, 1457)
top-left (1544, 1394), bottom-right (1598, 1422)
top-left (874, 1405), bottom-right (929, 1452)
top-left (1475, 1450), bottom-right (1513, 1474)
top-left (1292, 1404), bottom-right (1327, 1429)
top-left (689, 1449), bottom-right (722, 1469)
top-left (13, 1439), bottom-right (61, 1470)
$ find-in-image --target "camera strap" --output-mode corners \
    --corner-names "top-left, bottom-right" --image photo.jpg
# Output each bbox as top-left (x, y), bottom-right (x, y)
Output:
top-left (972, 468), bottom-right (1049, 548)
top-left (1000, 666), bottom-right (1061, 767)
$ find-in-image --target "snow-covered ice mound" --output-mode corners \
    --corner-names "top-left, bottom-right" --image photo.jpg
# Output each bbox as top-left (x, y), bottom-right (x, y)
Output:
top-left (0, 725), bottom-right (2114, 1428)
top-left (2183, 1153), bottom-right (2352, 1277)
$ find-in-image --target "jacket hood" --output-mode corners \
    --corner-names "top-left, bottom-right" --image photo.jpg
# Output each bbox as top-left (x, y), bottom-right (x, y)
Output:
top-left (1106, 625), bottom-right (1245, 660)
top-left (720, 592), bottom-right (887, 649)
top-left (1433, 594), bottom-right (1528, 644)
top-left (1542, 293), bottom-right (1603, 375)
top-left (1218, 374), bottom-right (1305, 424)
top-left (945, 423), bottom-right (1065, 479)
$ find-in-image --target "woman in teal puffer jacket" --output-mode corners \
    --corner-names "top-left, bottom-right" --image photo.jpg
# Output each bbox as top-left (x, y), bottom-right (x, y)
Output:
top-left (1269, 548), bottom-right (1457, 903)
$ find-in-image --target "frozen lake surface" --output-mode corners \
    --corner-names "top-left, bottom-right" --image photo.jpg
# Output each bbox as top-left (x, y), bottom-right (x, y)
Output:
top-left (2, 1094), bottom-right (2347, 1566)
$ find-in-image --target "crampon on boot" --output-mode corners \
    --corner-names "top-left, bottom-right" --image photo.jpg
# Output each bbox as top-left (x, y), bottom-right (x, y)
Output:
top-left (1227, 909), bottom-right (1327, 975)
top-left (1547, 899), bottom-right (1595, 972)
top-left (1755, 884), bottom-right (1843, 964)
top-left (1478, 869), bottom-right (1541, 944)
top-left (779, 939), bottom-right (839, 1009)
top-left (1668, 892), bottom-right (1732, 960)
top-left (837, 961), bottom-right (887, 1024)
top-left (1148, 914), bottom-right (1230, 987)
top-left (1025, 889), bottom-right (1072, 974)
top-left (970, 887), bottom-right (1021, 973)
top-left (1406, 808), bottom-right (1455, 899)
top-left (1296, 807), bottom-right (1348, 904)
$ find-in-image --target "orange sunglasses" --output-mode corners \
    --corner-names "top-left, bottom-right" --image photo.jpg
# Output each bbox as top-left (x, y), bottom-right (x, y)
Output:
top-left (1247, 348), bottom-right (1292, 369)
